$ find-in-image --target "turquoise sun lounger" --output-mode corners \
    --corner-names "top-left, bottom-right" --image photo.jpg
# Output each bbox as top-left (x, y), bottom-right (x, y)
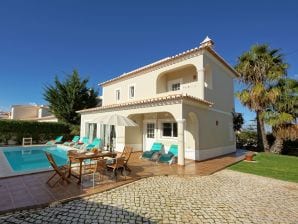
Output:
top-left (63, 136), bottom-right (80, 146)
top-left (158, 144), bottom-right (178, 164)
top-left (141, 142), bottom-right (163, 160)
top-left (85, 138), bottom-right (102, 150)
top-left (46, 136), bottom-right (63, 145)
top-left (73, 137), bottom-right (89, 149)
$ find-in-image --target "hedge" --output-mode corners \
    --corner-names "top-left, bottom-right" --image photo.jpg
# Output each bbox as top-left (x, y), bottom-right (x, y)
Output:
top-left (0, 120), bottom-right (71, 145)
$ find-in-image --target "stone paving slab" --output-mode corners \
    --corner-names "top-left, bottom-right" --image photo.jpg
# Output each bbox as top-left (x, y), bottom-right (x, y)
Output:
top-left (0, 170), bottom-right (297, 224)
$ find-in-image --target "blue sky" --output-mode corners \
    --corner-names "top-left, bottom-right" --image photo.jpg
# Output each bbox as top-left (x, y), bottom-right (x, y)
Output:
top-left (0, 0), bottom-right (297, 126)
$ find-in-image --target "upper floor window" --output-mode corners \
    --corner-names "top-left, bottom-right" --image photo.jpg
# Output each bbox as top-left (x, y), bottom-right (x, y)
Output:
top-left (171, 83), bottom-right (180, 91)
top-left (167, 78), bottom-right (182, 92)
top-left (115, 89), bottom-right (120, 101)
top-left (128, 84), bottom-right (135, 99)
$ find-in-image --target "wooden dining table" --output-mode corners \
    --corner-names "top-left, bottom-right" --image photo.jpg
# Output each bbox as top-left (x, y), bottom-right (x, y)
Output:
top-left (67, 150), bottom-right (117, 184)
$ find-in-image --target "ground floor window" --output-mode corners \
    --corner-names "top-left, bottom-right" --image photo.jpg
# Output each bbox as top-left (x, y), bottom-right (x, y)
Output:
top-left (162, 122), bottom-right (177, 137)
top-left (146, 123), bottom-right (155, 138)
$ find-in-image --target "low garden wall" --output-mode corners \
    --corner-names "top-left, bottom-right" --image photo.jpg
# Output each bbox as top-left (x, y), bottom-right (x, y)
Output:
top-left (0, 120), bottom-right (71, 146)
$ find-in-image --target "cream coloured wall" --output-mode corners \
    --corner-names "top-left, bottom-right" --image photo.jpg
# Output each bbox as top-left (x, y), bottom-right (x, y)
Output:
top-left (101, 55), bottom-right (204, 106)
top-left (183, 103), bottom-right (235, 160)
top-left (80, 101), bottom-right (235, 159)
top-left (203, 51), bottom-right (235, 112)
top-left (125, 114), bottom-right (143, 151)
top-left (80, 103), bottom-right (182, 152)
top-left (11, 106), bottom-right (39, 120)
top-left (156, 65), bottom-right (197, 94)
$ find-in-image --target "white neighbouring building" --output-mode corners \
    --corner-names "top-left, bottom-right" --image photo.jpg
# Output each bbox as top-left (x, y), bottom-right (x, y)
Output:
top-left (77, 37), bottom-right (239, 165)
top-left (10, 104), bottom-right (58, 122)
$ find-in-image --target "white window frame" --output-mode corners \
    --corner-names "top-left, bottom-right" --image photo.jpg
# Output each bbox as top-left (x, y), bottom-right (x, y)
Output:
top-left (159, 119), bottom-right (178, 139)
top-left (167, 78), bottom-right (182, 92)
top-left (128, 84), bottom-right (136, 99)
top-left (115, 88), bottom-right (121, 102)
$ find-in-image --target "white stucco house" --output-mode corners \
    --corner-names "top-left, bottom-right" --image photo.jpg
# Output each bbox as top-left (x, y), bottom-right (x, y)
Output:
top-left (77, 37), bottom-right (239, 165)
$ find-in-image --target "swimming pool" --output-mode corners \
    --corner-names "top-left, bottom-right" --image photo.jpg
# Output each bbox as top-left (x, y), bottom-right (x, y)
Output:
top-left (2, 146), bottom-right (68, 172)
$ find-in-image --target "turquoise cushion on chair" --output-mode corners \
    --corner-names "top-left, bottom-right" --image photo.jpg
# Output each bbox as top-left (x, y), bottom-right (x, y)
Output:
top-left (168, 145), bottom-right (178, 156)
top-left (142, 151), bottom-right (155, 159)
top-left (151, 143), bottom-right (163, 151)
top-left (159, 152), bottom-right (174, 163)
top-left (142, 142), bottom-right (163, 159)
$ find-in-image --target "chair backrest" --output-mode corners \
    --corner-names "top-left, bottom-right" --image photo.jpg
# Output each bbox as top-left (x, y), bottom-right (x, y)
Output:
top-left (94, 159), bottom-right (107, 173)
top-left (168, 145), bottom-right (178, 156)
top-left (55, 136), bottom-right (63, 142)
top-left (121, 146), bottom-right (133, 163)
top-left (115, 157), bottom-right (125, 168)
top-left (91, 138), bottom-right (102, 148)
top-left (72, 136), bottom-right (80, 143)
top-left (151, 143), bottom-right (163, 152)
top-left (67, 150), bottom-right (80, 163)
top-left (80, 137), bottom-right (89, 144)
top-left (45, 152), bottom-right (60, 171)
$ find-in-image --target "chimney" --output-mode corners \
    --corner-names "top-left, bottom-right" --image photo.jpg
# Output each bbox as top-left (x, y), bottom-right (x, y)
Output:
top-left (200, 36), bottom-right (214, 48)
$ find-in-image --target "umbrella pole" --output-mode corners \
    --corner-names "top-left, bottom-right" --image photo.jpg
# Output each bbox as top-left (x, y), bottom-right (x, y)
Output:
top-left (110, 125), bottom-right (116, 152)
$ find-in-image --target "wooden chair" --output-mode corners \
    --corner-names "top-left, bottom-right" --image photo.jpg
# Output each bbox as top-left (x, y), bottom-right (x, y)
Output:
top-left (91, 159), bottom-right (109, 187)
top-left (120, 146), bottom-right (133, 172)
top-left (45, 152), bottom-right (70, 187)
top-left (107, 157), bottom-right (126, 181)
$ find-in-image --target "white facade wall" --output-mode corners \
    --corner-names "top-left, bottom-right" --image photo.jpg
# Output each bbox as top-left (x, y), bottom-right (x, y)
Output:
top-left (101, 55), bottom-right (204, 106)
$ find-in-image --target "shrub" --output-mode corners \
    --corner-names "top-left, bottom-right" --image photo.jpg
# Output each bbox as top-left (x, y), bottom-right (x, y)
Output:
top-left (236, 130), bottom-right (258, 151)
top-left (0, 120), bottom-right (71, 145)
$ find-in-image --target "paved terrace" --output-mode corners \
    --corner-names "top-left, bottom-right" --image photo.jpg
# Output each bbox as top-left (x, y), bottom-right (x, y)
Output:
top-left (0, 150), bottom-right (245, 213)
top-left (1, 170), bottom-right (297, 224)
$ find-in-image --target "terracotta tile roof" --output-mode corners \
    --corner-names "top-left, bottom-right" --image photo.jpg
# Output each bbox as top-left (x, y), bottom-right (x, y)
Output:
top-left (77, 93), bottom-right (213, 113)
top-left (99, 45), bottom-right (239, 86)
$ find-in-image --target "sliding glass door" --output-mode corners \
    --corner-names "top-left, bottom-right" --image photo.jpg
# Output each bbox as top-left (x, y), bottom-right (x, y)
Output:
top-left (86, 123), bottom-right (97, 143)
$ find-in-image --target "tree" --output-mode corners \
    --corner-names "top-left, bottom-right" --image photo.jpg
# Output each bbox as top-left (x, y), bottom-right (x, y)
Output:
top-left (263, 78), bottom-right (298, 153)
top-left (232, 112), bottom-right (244, 132)
top-left (44, 70), bottom-right (98, 125)
top-left (235, 44), bottom-right (288, 152)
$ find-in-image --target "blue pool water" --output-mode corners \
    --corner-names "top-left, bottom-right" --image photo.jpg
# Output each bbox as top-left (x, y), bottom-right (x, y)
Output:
top-left (3, 146), bottom-right (68, 172)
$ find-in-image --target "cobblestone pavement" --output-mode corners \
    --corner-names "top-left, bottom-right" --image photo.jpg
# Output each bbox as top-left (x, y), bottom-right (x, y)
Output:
top-left (1, 170), bottom-right (297, 224)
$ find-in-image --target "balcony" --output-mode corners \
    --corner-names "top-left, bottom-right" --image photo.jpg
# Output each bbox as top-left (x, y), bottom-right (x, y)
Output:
top-left (156, 64), bottom-right (204, 99)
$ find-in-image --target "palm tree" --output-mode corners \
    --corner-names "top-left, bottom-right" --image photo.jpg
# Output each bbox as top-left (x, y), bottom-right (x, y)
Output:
top-left (235, 44), bottom-right (288, 152)
top-left (263, 78), bottom-right (298, 153)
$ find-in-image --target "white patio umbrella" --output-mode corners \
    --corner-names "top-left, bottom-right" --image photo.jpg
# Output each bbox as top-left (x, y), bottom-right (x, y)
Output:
top-left (91, 114), bottom-right (138, 127)
top-left (91, 114), bottom-right (138, 151)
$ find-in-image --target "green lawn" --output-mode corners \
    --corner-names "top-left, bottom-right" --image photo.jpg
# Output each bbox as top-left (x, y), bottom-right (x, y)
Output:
top-left (228, 153), bottom-right (298, 183)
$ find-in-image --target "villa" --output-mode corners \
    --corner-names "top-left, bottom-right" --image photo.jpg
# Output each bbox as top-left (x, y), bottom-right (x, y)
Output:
top-left (77, 37), bottom-right (239, 165)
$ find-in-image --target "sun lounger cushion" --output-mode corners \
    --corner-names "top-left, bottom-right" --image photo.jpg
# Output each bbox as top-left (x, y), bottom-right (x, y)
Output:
top-left (142, 143), bottom-right (163, 159)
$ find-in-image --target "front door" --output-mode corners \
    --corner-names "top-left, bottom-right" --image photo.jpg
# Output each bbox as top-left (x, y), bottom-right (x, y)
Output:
top-left (143, 121), bottom-right (156, 151)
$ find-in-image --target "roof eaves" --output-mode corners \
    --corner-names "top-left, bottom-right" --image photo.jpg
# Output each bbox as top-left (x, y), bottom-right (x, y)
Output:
top-left (77, 94), bottom-right (213, 114)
